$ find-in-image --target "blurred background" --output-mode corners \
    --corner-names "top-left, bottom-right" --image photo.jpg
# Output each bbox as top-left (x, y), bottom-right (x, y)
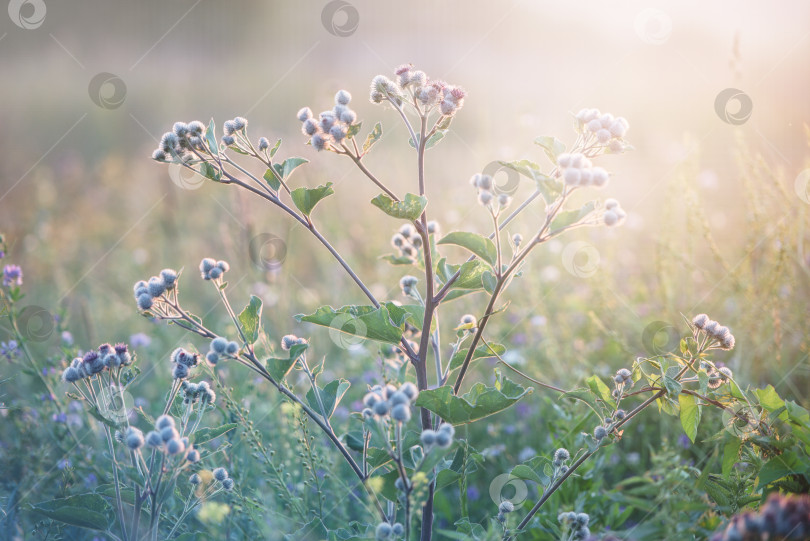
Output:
top-left (1, 0), bottom-right (808, 390)
top-left (2, 1), bottom-right (810, 538)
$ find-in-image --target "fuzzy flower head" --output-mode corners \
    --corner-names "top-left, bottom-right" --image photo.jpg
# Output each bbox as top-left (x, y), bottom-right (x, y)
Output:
top-left (200, 258), bottom-right (229, 281)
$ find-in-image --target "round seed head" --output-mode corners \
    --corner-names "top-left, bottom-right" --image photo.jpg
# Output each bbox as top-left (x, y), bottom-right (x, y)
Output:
top-left (399, 382), bottom-right (418, 400)
top-left (420, 429), bottom-right (437, 446)
top-left (391, 403), bottom-right (411, 423)
top-left (375, 522), bottom-right (392, 540)
top-left (222, 478), bottom-right (235, 490)
top-left (297, 107), bottom-right (313, 122)
top-left (335, 90), bottom-right (352, 105)
top-left (213, 467), bottom-right (229, 481)
top-left (167, 438), bottom-right (185, 455)
top-left (499, 501), bottom-right (515, 514)
top-left (125, 427), bottom-right (145, 450)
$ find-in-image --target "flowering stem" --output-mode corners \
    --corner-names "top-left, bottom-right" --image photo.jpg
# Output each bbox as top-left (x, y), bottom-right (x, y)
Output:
top-left (103, 425), bottom-right (129, 541)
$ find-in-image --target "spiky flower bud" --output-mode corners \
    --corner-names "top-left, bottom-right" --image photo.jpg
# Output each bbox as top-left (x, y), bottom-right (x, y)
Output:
top-left (213, 467), bottom-right (229, 481)
top-left (499, 501), bottom-right (515, 514)
top-left (124, 427), bottom-right (145, 450)
top-left (335, 90), bottom-right (352, 105)
top-left (594, 426), bottom-right (607, 440)
top-left (375, 522), bottom-right (393, 540)
top-left (232, 117), bottom-right (247, 131)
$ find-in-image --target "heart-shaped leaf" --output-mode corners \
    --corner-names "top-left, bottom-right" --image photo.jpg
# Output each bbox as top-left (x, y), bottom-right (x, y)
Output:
top-left (371, 193), bottom-right (427, 221)
top-left (291, 182), bottom-right (334, 216)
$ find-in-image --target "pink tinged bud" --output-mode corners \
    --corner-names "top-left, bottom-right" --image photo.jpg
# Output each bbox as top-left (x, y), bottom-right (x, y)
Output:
top-left (604, 198), bottom-right (619, 210)
top-left (604, 210), bottom-right (619, 226)
top-left (587, 119), bottom-right (602, 132)
top-left (394, 64), bottom-right (413, 76)
top-left (564, 168), bottom-right (581, 186)
top-left (570, 153), bottom-right (586, 168)
top-left (557, 153), bottom-right (572, 168)
top-left (599, 113), bottom-right (614, 128)
top-left (440, 100), bottom-right (456, 116)
top-left (609, 119), bottom-right (628, 137)
top-left (579, 169), bottom-right (593, 185)
top-left (608, 139), bottom-right (624, 153)
top-left (297, 107), bottom-right (313, 122)
top-left (591, 167), bottom-right (609, 187)
top-left (596, 129), bottom-right (612, 143)
top-left (409, 70), bottom-right (427, 87)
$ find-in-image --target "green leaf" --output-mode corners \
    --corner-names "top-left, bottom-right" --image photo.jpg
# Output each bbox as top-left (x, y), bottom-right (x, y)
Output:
top-left (756, 385), bottom-right (787, 420)
top-left (481, 271), bottom-right (497, 294)
top-left (497, 159), bottom-right (562, 202)
top-left (346, 121), bottom-right (363, 139)
top-left (722, 437), bottom-right (742, 478)
top-left (269, 138), bottom-right (282, 158)
top-left (199, 162), bottom-right (221, 181)
top-left (263, 168), bottom-right (281, 191)
top-left (438, 232), bottom-right (497, 267)
top-left (370, 193), bottom-right (428, 221)
top-left (757, 451), bottom-right (804, 489)
top-left (306, 379), bottom-right (351, 419)
top-left (409, 117), bottom-right (452, 150)
top-left (436, 258), bottom-right (488, 291)
top-left (550, 201), bottom-right (597, 232)
top-left (295, 304), bottom-right (408, 345)
top-left (205, 118), bottom-right (218, 156)
top-left (381, 254), bottom-right (416, 266)
top-left (448, 343), bottom-right (506, 372)
top-left (266, 343), bottom-right (309, 381)
top-left (534, 135), bottom-right (567, 163)
top-left (274, 157), bottom-right (309, 181)
top-left (561, 388), bottom-right (604, 419)
top-left (237, 295), bottom-right (263, 344)
top-left (511, 456), bottom-right (552, 486)
top-left (678, 393), bottom-right (701, 443)
top-left (586, 375), bottom-right (614, 404)
top-left (291, 182), bottom-right (334, 216)
top-left (362, 122), bottom-right (383, 153)
top-left (193, 423), bottom-right (238, 444)
top-left (414, 375), bottom-right (532, 425)
top-left (32, 494), bottom-right (113, 530)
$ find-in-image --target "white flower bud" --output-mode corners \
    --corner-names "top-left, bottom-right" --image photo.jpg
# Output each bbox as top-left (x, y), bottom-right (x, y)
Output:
top-left (478, 190), bottom-right (493, 206)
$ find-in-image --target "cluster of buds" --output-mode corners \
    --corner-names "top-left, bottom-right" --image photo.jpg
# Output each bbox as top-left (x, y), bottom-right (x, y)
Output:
top-left (374, 521), bottom-right (404, 540)
top-left (371, 64), bottom-right (466, 117)
top-left (281, 334), bottom-right (308, 351)
top-left (558, 511), bottom-right (591, 541)
top-left (62, 343), bottom-right (132, 383)
top-left (399, 275), bottom-right (419, 299)
top-left (199, 258), bottom-right (229, 281)
top-left (151, 120), bottom-right (208, 162)
top-left (133, 269), bottom-right (178, 312)
top-left (692, 314), bottom-right (736, 351)
top-left (205, 336), bottom-right (240, 365)
top-left (469, 173), bottom-right (512, 210)
top-left (144, 415), bottom-right (200, 460)
top-left (701, 361), bottom-right (734, 390)
top-left (557, 153), bottom-right (610, 189)
top-left (552, 447), bottom-right (570, 475)
top-left (710, 493), bottom-right (810, 541)
top-left (419, 422), bottom-right (455, 450)
top-left (212, 467), bottom-right (235, 490)
top-left (298, 90), bottom-right (358, 152)
top-left (181, 380), bottom-right (216, 406)
top-left (603, 198), bottom-right (627, 227)
top-left (574, 108), bottom-right (630, 153)
top-left (362, 382), bottom-right (419, 423)
top-left (390, 223), bottom-right (424, 262)
top-left (220, 116), bottom-right (248, 146)
top-left (170, 347), bottom-right (199, 380)
top-left (611, 368), bottom-right (634, 401)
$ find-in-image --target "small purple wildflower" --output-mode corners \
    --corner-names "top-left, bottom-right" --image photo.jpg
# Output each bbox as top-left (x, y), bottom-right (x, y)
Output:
top-left (0, 341), bottom-right (19, 361)
top-left (129, 332), bottom-right (151, 348)
top-left (466, 486), bottom-right (480, 501)
top-left (52, 412), bottom-right (67, 423)
top-left (2, 265), bottom-right (22, 287)
top-left (677, 434), bottom-right (691, 449)
top-left (57, 458), bottom-right (71, 470)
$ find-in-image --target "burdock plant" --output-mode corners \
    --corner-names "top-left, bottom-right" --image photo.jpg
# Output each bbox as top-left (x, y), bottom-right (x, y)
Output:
top-left (143, 64), bottom-right (809, 540)
top-left (144, 63), bottom-right (635, 539)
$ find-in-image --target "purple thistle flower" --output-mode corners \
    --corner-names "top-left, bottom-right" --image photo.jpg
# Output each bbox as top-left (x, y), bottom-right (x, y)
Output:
top-left (0, 340), bottom-right (19, 361)
top-left (2, 265), bottom-right (22, 287)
